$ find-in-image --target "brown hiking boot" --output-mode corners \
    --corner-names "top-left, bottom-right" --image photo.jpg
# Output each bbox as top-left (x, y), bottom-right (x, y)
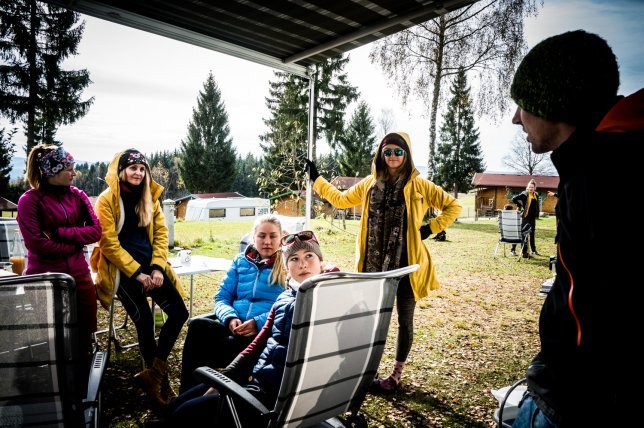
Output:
top-left (160, 372), bottom-right (176, 403)
top-left (135, 357), bottom-right (171, 407)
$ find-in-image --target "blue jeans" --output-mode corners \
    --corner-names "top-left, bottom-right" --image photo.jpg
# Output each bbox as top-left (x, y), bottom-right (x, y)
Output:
top-left (512, 395), bottom-right (557, 428)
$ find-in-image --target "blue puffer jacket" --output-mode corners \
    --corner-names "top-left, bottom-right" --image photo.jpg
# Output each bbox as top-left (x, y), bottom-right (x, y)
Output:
top-left (250, 286), bottom-right (296, 400)
top-left (214, 245), bottom-right (283, 329)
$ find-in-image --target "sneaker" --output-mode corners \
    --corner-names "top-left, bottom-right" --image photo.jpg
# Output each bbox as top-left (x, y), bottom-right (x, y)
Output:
top-left (369, 375), bottom-right (399, 394)
top-left (532, 251), bottom-right (540, 256)
top-left (522, 253), bottom-right (529, 258)
top-left (510, 251), bottom-right (517, 256)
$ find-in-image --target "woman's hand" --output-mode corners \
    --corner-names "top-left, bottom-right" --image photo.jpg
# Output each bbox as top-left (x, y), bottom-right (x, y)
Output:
top-left (233, 319), bottom-right (258, 337)
top-left (136, 272), bottom-right (152, 288)
top-left (228, 318), bottom-right (242, 334)
top-left (150, 269), bottom-right (164, 288)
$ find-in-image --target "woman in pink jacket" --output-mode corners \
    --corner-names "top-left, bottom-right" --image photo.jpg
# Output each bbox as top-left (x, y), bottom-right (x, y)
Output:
top-left (17, 144), bottom-right (102, 378)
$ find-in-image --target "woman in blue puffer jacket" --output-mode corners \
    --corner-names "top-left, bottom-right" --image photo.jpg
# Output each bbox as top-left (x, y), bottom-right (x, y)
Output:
top-left (168, 230), bottom-right (337, 426)
top-left (179, 214), bottom-right (286, 392)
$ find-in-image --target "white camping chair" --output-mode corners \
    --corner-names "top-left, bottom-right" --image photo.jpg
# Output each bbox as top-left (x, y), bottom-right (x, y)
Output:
top-left (195, 265), bottom-right (419, 428)
top-left (494, 210), bottom-right (530, 261)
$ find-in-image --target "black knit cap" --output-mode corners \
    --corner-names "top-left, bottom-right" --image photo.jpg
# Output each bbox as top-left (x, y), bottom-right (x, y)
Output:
top-left (118, 149), bottom-right (149, 172)
top-left (511, 30), bottom-right (619, 127)
top-left (378, 132), bottom-right (410, 154)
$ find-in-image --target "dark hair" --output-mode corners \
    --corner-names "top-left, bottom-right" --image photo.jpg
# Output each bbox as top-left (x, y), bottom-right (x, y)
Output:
top-left (375, 133), bottom-right (413, 182)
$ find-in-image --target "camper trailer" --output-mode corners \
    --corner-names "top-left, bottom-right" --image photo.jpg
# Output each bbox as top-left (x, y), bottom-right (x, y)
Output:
top-left (184, 197), bottom-right (270, 222)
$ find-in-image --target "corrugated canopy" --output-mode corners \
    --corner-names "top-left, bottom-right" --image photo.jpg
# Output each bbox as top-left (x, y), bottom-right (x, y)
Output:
top-left (41, 0), bottom-right (478, 76)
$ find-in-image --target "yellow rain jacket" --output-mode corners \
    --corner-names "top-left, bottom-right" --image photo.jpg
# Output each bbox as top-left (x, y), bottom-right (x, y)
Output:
top-left (313, 132), bottom-right (462, 300)
top-left (91, 151), bottom-right (184, 309)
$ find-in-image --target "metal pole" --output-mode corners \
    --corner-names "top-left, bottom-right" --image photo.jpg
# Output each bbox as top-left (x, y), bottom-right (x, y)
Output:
top-left (305, 71), bottom-right (315, 228)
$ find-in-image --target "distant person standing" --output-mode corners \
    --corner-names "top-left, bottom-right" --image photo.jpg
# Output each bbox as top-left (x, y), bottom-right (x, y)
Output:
top-left (508, 30), bottom-right (643, 427)
top-left (510, 179), bottom-right (540, 257)
top-left (17, 144), bottom-right (102, 385)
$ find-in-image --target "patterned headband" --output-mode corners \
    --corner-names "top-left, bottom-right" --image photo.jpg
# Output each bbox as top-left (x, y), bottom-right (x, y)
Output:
top-left (118, 150), bottom-right (148, 172)
top-left (37, 147), bottom-right (75, 177)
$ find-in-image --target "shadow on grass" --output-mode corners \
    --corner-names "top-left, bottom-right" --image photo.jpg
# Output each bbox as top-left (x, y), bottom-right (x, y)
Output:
top-left (365, 386), bottom-right (489, 427)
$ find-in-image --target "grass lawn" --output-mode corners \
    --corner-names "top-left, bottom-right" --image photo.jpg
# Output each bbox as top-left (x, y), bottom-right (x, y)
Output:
top-left (100, 215), bottom-right (555, 427)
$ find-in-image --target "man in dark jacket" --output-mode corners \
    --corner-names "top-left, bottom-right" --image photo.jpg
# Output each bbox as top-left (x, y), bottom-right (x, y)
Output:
top-left (509, 30), bottom-right (643, 427)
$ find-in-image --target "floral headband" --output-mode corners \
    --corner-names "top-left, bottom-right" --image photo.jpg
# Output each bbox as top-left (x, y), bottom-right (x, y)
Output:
top-left (37, 147), bottom-right (75, 177)
top-left (118, 149), bottom-right (148, 172)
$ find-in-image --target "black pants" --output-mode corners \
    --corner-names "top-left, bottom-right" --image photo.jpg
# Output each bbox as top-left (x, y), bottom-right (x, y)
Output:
top-left (512, 218), bottom-right (537, 254)
top-left (168, 382), bottom-right (272, 427)
top-left (117, 269), bottom-right (188, 366)
top-left (179, 316), bottom-right (253, 393)
top-left (395, 276), bottom-right (417, 362)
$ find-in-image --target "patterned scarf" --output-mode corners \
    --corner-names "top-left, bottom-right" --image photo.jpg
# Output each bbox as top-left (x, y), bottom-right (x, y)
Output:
top-left (364, 178), bottom-right (407, 273)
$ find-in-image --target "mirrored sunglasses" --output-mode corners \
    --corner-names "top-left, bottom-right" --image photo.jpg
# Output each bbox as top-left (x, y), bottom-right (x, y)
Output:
top-left (281, 230), bottom-right (318, 246)
top-left (383, 148), bottom-right (405, 157)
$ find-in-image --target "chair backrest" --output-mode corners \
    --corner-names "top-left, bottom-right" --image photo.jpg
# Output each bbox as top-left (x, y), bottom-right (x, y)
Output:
top-left (0, 273), bottom-right (85, 427)
top-left (498, 210), bottom-right (523, 243)
top-left (273, 265), bottom-right (419, 428)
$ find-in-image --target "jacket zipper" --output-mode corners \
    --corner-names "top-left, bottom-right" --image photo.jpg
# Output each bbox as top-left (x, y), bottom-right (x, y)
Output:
top-left (58, 196), bottom-right (71, 273)
top-left (246, 266), bottom-right (260, 320)
top-left (557, 241), bottom-right (582, 346)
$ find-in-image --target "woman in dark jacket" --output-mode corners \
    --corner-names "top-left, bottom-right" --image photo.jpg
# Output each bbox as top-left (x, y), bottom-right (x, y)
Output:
top-left (17, 144), bottom-right (102, 380)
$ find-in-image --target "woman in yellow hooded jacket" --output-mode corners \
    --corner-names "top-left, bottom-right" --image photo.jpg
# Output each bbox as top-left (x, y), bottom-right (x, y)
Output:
top-left (92, 149), bottom-right (188, 407)
top-left (305, 132), bottom-right (461, 393)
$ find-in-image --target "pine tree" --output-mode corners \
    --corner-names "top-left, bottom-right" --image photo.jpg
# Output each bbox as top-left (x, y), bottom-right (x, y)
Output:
top-left (0, 0), bottom-right (93, 155)
top-left (179, 72), bottom-right (236, 193)
top-left (258, 73), bottom-right (309, 199)
top-left (232, 153), bottom-right (260, 197)
top-left (148, 149), bottom-right (186, 199)
top-left (258, 55), bottom-right (358, 198)
top-left (0, 127), bottom-right (16, 196)
top-left (434, 67), bottom-right (485, 197)
top-left (335, 101), bottom-right (376, 177)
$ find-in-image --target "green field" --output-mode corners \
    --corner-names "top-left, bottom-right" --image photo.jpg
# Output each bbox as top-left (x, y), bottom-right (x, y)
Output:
top-left (101, 216), bottom-right (553, 427)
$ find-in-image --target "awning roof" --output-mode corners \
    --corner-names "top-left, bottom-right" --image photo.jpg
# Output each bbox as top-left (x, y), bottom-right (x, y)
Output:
top-left (41, 0), bottom-right (477, 76)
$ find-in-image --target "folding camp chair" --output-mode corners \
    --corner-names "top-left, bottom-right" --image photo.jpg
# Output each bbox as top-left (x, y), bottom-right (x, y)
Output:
top-left (494, 210), bottom-right (530, 261)
top-left (491, 378), bottom-right (527, 428)
top-left (0, 273), bottom-right (107, 427)
top-left (194, 264), bottom-right (419, 428)
top-left (94, 272), bottom-right (166, 361)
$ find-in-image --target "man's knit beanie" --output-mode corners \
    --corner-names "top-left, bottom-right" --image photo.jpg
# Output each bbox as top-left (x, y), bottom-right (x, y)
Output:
top-left (511, 30), bottom-right (619, 127)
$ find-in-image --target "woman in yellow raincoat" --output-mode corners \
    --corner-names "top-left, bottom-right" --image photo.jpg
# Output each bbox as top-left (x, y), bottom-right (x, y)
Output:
top-left (92, 149), bottom-right (188, 407)
top-left (305, 132), bottom-right (461, 393)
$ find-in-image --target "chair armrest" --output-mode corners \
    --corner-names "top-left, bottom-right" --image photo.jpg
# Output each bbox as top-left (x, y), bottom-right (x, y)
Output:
top-left (194, 367), bottom-right (270, 416)
top-left (85, 350), bottom-right (108, 405)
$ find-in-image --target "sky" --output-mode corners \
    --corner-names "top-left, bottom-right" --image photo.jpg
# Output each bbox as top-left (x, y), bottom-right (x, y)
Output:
top-left (5, 0), bottom-right (644, 175)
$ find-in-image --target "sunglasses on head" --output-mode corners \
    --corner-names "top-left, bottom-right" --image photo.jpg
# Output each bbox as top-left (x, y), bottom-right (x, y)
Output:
top-left (383, 148), bottom-right (405, 157)
top-left (281, 230), bottom-right (318, 246)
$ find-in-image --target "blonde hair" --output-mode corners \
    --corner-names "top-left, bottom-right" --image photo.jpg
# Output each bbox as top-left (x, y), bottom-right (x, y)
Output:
top-left (252, 214), bottom-right (286, 287)
top-left (118, 166), bottom-right (153, 227)
top-left (26, 144), bottom-right (59, 190)
top-left (526, 179), bottom-right (537, 191)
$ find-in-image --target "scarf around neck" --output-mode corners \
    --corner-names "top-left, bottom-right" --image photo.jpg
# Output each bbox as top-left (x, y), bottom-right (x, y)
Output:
top-left (364, 178), bottom-right (407, 272)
